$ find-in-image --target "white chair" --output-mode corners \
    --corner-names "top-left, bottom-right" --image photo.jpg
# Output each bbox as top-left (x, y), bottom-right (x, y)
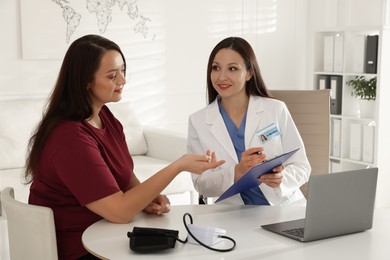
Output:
top-left (1, 187), bottom-right (58, 260)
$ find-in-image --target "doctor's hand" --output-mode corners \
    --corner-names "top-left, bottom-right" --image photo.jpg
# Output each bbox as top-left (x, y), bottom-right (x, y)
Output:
top-left (234, 147), bottom-right (267, 182)
top-left (259, 165), bottom-right (284, 188)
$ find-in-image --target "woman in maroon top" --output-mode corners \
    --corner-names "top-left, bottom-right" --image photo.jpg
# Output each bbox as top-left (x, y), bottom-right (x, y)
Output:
top-left (25, 35), bottom-right (224, 260)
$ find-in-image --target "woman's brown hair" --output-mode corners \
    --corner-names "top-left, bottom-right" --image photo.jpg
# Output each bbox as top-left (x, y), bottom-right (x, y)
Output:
top-left (206, 36), bottom-right (270, 104)
top-left (24, 35), bottom-right (126, 183)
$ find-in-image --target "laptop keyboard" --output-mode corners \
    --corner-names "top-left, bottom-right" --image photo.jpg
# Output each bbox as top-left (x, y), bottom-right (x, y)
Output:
top-left (282, 227), bottom-right (305, 238)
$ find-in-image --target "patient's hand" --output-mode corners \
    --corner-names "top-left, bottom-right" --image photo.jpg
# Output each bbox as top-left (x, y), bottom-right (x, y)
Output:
top-left (174, 153), bottom-right (225, 174)
top-left (143, 194), bottom-right (171, 215)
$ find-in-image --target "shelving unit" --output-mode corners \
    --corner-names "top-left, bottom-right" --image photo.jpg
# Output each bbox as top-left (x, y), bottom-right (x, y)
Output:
top-left (313, 28), bottom-right (384, 172)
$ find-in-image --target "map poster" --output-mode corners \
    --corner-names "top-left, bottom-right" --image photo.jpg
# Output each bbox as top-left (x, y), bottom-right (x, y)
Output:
top-left (20, 0), bottom-right (158, 60)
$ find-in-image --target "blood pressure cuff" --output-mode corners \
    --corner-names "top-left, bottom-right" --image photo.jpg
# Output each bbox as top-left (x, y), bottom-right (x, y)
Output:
top-left (127, 227), bottom-right (179, 253)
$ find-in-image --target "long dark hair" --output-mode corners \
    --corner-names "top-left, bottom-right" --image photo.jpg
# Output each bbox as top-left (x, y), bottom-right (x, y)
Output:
top-left (24, 34), bottom-right (126, 183)
top-left (206, 37), bottom-right (270, 104)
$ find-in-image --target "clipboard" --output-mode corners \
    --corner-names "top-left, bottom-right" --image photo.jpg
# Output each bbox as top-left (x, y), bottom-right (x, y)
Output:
top-left (215, 148), bottom-right (300, 203)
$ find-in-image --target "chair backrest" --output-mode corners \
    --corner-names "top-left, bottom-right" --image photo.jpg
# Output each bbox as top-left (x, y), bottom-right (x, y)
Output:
top-left (1, 187), bottom-right (58, 260)
top-left (269, 90), bottom-right (331, 197)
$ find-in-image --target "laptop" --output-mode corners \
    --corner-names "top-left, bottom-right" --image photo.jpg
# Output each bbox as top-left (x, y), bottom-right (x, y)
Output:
top-left (261, 168), bottom-right (378, 242)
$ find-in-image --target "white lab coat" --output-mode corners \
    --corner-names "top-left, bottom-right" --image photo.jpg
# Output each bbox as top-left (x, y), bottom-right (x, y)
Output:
top-left (187, 95), bottom-right (311, 205)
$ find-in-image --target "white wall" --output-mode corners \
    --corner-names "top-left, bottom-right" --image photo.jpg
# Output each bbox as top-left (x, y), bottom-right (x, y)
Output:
top-left (0, 0), bottom-right (309, 133)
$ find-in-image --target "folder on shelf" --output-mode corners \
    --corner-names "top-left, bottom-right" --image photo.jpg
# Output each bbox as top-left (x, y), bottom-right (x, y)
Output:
top-left (332, 119), bottom-right (341, 157)
top-left (365, 35), bottom-right (379, 74)
top-left (333, 34), bottom-right (344, 73)
top-left (362, 124), bottom-right (375, 163)
top-left (330, 76), bottom-right (342, 115)
top-left (215, 148), bottom-right (300, 203)
top-left (350, 122), bottom-right (362, 161)
top-left (318, 75), bottom-right (330, 90)
top-left (351, 34), bottom-right (366, 73)
top-left (323, 35), bottom-right (334, 72)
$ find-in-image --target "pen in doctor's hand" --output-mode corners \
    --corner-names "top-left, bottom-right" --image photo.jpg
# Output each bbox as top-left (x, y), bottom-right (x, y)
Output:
top-left (248, 147), bottom-right (264, 156)
top-left (251, 151), bottom-right (262, 155)
top-left (249, 148), bottom-right (267, 163)
top-left (235, 148), bottom-right (266, 182)
top-left (254, 153), bottom-right (267, 163)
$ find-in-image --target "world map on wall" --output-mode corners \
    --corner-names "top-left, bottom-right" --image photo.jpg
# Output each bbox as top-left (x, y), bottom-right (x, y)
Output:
top-left (52, 0), bottom-right (151, 43)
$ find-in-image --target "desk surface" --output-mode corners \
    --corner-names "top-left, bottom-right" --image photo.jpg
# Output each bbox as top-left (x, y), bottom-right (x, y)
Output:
top-left (82, 205), bottom-right (389, 260)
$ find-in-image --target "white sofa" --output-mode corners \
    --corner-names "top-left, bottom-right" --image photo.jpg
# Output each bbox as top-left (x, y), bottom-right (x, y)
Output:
top-left (0, 97), bottom-right (198, 204)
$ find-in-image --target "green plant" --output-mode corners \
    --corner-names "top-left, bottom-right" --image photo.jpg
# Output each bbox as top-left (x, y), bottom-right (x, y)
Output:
top-left (346, 76), bottom-right (376, 101)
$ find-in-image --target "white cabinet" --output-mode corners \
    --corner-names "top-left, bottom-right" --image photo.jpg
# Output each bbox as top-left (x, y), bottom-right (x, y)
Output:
top-left (313, 28), bottom-right (388, 172)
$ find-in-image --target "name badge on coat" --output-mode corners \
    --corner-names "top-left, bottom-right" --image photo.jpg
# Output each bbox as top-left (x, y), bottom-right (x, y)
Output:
top-left (256, 123), bottom-right (283, 159)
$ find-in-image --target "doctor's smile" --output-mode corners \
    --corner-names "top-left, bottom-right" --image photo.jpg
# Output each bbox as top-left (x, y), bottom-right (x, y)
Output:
top-left (217, 84), bottom-right (232, 90)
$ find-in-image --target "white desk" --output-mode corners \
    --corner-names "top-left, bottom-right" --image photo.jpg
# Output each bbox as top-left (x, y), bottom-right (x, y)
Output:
top-left (82, 205), bottom-right (389, 260)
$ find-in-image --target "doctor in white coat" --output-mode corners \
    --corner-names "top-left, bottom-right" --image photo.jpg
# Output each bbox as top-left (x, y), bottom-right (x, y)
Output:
top-left (187, 37), bottom-right (311, 206)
